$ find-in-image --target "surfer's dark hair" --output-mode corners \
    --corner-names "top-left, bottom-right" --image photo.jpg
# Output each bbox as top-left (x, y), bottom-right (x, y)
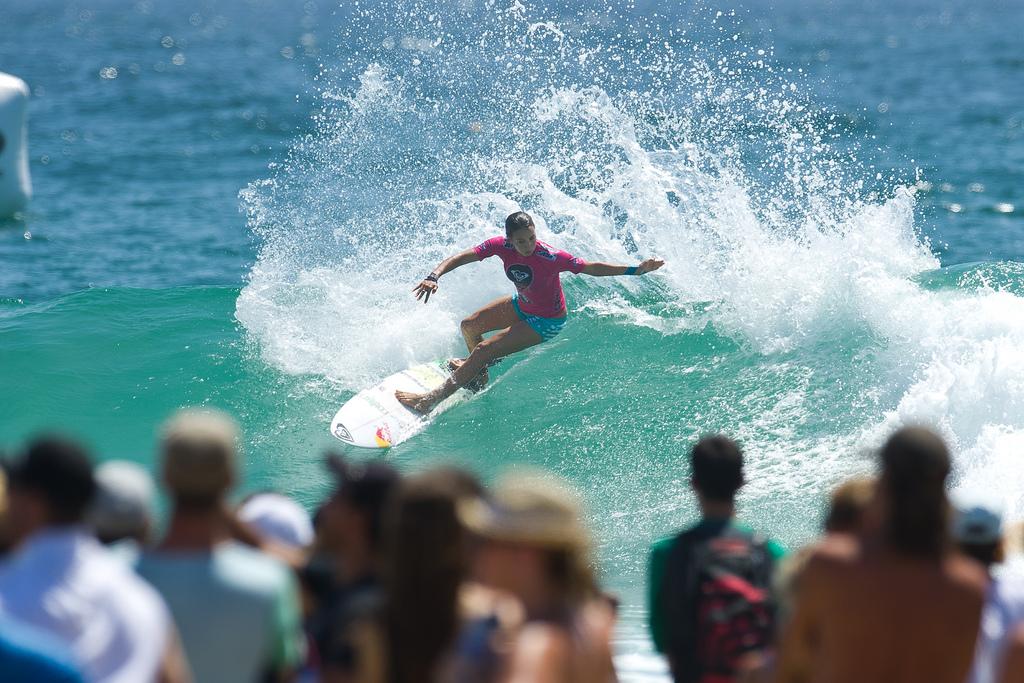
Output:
top-left (690, 435), bottom-right (745, 501)
top-left (879, 427), bottom-right (950, 560)
top-left (505, 211), bottom-right (534, 237)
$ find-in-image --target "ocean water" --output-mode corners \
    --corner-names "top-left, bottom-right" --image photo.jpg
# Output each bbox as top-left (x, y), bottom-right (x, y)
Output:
top-left (2, 0), bottom-right (1023, 678)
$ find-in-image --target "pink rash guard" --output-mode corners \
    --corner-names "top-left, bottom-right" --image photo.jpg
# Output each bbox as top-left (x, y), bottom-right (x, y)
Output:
top-left (473, 236), bottom-right (587, 318)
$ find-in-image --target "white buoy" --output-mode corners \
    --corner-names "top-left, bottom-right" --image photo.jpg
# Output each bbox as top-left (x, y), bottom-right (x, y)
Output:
top-left (0, 72), bottom-right (32, 218)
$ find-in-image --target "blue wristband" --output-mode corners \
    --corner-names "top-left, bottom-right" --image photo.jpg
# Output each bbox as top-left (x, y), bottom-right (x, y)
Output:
top-left (624, 266), bottom-right (639, 275)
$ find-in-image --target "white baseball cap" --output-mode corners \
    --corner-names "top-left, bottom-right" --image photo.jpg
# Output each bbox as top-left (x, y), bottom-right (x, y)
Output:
top-left (238, 493), bottom-right (314, 550)
top-left (89, 461), bottom-right (156, 540)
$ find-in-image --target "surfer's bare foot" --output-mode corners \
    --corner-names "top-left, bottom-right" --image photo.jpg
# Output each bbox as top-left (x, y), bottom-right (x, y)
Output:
top-left (395, 390), bottom-right (435, 414)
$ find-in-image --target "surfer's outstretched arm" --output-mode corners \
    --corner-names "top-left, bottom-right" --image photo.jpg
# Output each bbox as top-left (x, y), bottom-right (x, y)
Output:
top-left (581, 258), bottom-right (664, 277)
top-left (413, 247), bottom-right (481, 303)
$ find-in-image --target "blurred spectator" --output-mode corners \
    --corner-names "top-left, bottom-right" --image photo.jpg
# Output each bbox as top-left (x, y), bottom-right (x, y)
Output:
top-left (774, 477), bottom-right (876, 628)
top-left (459, 470), bottom-right (616, 682)
top-left (329, 465), bottom-right (522, 683)
top-left (822, 476), bottom-right (876, 536)
top-left (136, 409), bottom-right (304, 683)
top-left (1001, 521), bottom-right (1024, 578)
top-left (0, 614), bottom-right (85, 683)
top-left (775, 426), bottom-right (988, 683)
top-left (238, 491), bottom-right (315, 551)
top-left (387, 468), bottom-right (492, 683)
top-left (89, 460), bottom-right (157, 547)
top-left (998, 624), bottom-right (1024, 683)
top-left (314, 467), bottom-right (482, 683)
top-left (303, 454), bottom-right (399, 680)
top-left (951, 491), bottom-right (1024, 683)
top-left (648, 435), bottom-right (783, 683)
top-left (0, 468), bottom-right (13, 558)
top-left (0, 436), bottom-right (188, 682)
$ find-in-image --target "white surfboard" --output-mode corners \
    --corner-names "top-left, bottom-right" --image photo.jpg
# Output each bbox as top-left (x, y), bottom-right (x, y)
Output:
top-left (329, 359), bottom-right (471, 449)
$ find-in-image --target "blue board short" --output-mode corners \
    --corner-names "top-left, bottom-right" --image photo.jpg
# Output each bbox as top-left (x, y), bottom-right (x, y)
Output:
top-left (512, 296), bottom-right (566, 341)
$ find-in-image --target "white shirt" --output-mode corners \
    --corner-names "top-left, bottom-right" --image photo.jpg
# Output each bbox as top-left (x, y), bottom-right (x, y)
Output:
top-left (967, 571), bottom-right (1024, 683)
top-left (0, 527), bottom-right (170, 683)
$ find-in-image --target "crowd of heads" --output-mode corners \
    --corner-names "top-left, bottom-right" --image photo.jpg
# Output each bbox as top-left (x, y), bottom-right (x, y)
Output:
top-left (0, 412), bottom-right (1022, 683)
top-left (671, 427), bottom-right (1024, 683)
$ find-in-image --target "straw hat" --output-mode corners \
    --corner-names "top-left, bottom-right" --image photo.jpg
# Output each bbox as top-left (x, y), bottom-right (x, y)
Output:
top-left (458, 471), bottom-right (588, 550)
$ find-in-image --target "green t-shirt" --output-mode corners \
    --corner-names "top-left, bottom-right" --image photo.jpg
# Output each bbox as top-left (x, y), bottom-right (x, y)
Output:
top-left (647, 517), bottom-right (786, 654)
top-left (136, 542), bottom-right (305, 683)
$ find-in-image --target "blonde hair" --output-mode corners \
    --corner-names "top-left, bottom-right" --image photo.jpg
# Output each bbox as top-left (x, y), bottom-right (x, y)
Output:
top-left (825, 476), bottom-right (876, 533)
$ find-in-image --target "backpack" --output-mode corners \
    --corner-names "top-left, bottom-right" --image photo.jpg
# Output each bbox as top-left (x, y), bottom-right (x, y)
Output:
top-left (664, 525), bottom-right (776, 683)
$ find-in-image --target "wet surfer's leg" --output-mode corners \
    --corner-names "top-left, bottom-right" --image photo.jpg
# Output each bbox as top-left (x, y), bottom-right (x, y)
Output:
top-left (396, 320), bottom-right (542, 414)
top-left (451, 320), bottom-right (542, 387)
top-left (460, 296), bottom-right (516, 355)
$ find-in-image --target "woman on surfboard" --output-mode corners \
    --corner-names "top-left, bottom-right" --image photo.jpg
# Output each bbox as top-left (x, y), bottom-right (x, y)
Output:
top-left (396, 211), bottom-right (664, 413)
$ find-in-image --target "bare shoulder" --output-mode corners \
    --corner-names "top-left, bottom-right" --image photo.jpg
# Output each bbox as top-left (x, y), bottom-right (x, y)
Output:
top-left (504, 602), bottom-right (615, 683)
top-left (505, 623), bottom-right (572, 682)
top-left (579, 599), bottom-right (616, 640)
top-left (516, 622), bottom-right (571, 656)
top-left (803, 534), bottom-right (859, 573)
top-left (784, 536), bottom-right (862, 607)
top-left (998, 623), bottom-right (1024, 683)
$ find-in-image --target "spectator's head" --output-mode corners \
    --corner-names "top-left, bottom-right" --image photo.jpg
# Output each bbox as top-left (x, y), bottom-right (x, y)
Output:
top-left (460, 470), bottom-right (596, 610)
top-left (89, 461), bottom-right (157, 544)
top-left (878, 426), bottom-right (951, 559)
top-left (319, 454), bottom-right (400, 568)
top-left (384, 468), bottom-right (482, 586)
top-left (951, 491), bottom-right (1004, 568)
top-left (416, 465), bottom-right (486, 500)
top-left (238, 492), bottom-right (314, 551)
top-left (384, 467), bottom-right (483, 683)
top-left (161, 409), bottom-right (238, 511)
top-left (3, 436), bottom-right (96, 543)
top-left (824, 476), bottom-right (876, 536)
top-left (690, 435), bottom-right (745, 505)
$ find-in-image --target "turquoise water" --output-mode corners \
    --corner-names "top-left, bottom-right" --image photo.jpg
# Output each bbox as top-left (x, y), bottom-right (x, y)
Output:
top-left (3, 0), bottom-right (1024, 677)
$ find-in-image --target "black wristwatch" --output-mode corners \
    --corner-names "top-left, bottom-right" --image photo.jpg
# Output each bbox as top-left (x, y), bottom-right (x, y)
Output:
top-left (425, 273), bottom-right (439, 283)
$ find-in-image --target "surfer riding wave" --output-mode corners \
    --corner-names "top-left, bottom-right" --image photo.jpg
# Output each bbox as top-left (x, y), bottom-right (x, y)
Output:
top-left (396, 211), bottom-right (664, 413)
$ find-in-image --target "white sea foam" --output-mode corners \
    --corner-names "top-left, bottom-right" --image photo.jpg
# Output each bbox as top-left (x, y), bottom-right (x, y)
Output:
top-left (237, 6), bottom-right (1024, 520)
